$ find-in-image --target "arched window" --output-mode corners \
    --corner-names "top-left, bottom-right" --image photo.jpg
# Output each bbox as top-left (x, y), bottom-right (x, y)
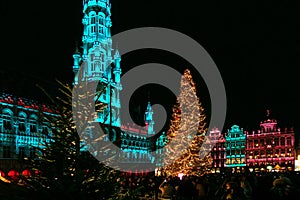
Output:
top-left (89, 12), bottom-right (96, 34)
top-left (90, 54), bottom-right (96, 72)
top-left (98, 13), bottom-right (105, 35)
top-left (18, 112), bottom-right (27, 133)
top-left (100, 53), bottom-right (106, 72)
top-left (91, 15), bottom-right (96, 24)
top-left (2, 108), bottom-right (13, 132)
top-left (29, 114), bottom-right (38, 133)
top-left (98, 14), bottom-right (104, 25)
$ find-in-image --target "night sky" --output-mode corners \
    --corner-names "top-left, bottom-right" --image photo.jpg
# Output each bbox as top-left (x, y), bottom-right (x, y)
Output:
top-left (0, 0), bottom-right (299, 137)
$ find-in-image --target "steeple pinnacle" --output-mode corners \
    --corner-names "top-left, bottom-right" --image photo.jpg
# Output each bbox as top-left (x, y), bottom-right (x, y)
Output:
top-left (72, 0), bottom-right (122, 127)
top-left (145, 96), bottom-right (155, 135)
top-left (114, 49), bottom-right (120, 60)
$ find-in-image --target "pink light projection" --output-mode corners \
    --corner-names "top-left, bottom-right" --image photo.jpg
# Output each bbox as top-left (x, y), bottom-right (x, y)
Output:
top-left (245, 110), bottom-right (295, 172)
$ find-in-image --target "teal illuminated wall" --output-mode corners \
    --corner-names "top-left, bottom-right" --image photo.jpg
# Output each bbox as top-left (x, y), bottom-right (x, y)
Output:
top-left (73, 0), bottom-right (158, 171)
top-left (225, 125), bottom-right (246, 168)
top-left (73, 0), bottom-right (122, 127)
top-left (0, 93), bottom-right (54, 173)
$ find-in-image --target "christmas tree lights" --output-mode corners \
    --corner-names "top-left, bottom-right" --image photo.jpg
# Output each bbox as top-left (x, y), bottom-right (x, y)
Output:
top-left (162, 69), bottom-right (212, 177)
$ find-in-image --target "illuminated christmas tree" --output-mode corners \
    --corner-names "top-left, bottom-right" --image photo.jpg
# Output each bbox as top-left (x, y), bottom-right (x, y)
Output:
top-left (162, 69), bottom-right (212, 177)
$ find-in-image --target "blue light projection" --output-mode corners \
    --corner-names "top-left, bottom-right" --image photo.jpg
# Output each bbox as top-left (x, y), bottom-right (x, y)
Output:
top-left (0, 93), bottom-right (54, 172)
top-left (225, 125), bottom-right (246, 168)
top-left (73, 0), bottom-right (121, 127)
top-left (73, 0), bottom-right (161, 173)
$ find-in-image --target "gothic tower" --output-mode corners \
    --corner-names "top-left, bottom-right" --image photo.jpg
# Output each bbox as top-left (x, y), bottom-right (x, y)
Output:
top-left (73, 0), bottom-right (122, 127)
top-left (145, 100), bottom-right (155, 135)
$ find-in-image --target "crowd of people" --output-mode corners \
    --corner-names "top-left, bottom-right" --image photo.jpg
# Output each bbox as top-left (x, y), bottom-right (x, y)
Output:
top-left (116, 171), bottom-right (300, 200)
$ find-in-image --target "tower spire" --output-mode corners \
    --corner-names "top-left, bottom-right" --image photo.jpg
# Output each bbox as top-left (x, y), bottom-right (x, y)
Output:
top-left (145, 94), bottom-right (155, 135)
top-left (72, 0), bottom-right (122, 127)
top-left (266, 109), bottom-right (270, 117)
top-left (72, 41), bottom-right (81, 85)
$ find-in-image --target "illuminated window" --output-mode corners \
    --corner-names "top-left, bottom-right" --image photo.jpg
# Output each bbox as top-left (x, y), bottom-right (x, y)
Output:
top-left (89, 13), bottom-right (97, 34)
top-left (275, 149), bottom-right (279, 157)
top-left (91, 25), bottom-right (96, 34)
top-left (254, 140), bottom-right (258, 147)
top-left (267, 150), bottom-right (272, 157)
top-left (98, 16), bottom-right (104, 24)
top-left (91, 16), bottom-right (96, 24)
top-left (101, 53), bottom-right (105, 62)
top-left (98, 25), bottom-right (104, 34)
top-left (241, 142), bottom-right (245, 147)
top-left (90, 62), bottom-right (95, 71)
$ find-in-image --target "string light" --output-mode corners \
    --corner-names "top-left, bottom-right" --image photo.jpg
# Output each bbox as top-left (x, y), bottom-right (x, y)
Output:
top-left (162, 69), bottom-right (212, 177)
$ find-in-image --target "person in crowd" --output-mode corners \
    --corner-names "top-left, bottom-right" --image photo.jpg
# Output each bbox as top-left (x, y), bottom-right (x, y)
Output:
top-left (145, 177), bottom-right (157, 199)
top-left (159, 177), bottom-right (175, 199)
top-left (193, 177), bottom-right (207, 200)
top-left (222, 181), bottom-right (245, 200)
top-left (269, 175), bottom-right (296, 200)
top-left (239, 175), bottom-right (253, 200)
top-left (215, 175), bottom-right (246, 200)
top-left (175, 176), bottom-right (196, 200)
